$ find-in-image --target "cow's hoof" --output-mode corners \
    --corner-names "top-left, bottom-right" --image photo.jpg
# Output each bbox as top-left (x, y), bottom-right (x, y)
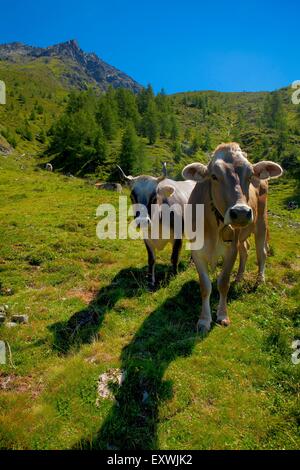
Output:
top-left (256, 274), bottom-right (265, 285)
top-left (196, 320), bottom-right (210, 335)
top-left (146, 282), bottom-right (155, 292)
top-left (234, 274), bottom-right (244, 283)
top-left (216, 317), bottom-right (230, 327)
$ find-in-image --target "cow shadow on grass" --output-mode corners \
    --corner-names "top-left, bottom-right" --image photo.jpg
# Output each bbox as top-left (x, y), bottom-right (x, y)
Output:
top-left (51, 260), bottom-right (245, 449)
top-left (69, 273), bottom-right (258, 449)
top-left (49, 261), bottom-right (188, 355)
top-left (73, 278), bottom-right (208, 450)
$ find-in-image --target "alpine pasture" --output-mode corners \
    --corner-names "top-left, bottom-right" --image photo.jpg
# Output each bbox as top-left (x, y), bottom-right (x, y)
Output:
top-left (0, 154), bottom-right (299, 450)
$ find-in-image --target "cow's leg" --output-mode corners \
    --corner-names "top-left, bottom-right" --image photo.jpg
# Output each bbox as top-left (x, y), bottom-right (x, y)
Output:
top-left (217, 243), bottom-right (238, 326)
top-left (255, 221), bottom-right (267, 284)
top-left (265, 225), bottom-right (270, 255)
top-left (145, 241), bottom-right (156, 288)
top-left (171, 239), bottom-right (182, 274)
top-left (192, 251), bottom-right (212, 333)
top-left (235, 239), bottom-right (249, 283)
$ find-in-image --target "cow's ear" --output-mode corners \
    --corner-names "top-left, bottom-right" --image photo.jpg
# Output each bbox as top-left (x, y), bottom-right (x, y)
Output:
top-left (253, 161), bottom-right (283, 180)
top-left (157, 184), bottom-right (175, 198)
top-left (182, 163), bottom-right (208, 181)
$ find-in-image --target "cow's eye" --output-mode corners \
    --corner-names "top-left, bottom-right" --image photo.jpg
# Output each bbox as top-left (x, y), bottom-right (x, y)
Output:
top-left (211, 174), bottom-right (218, 181)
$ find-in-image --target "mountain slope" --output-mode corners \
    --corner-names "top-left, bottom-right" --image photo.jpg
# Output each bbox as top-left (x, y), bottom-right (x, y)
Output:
top-left (0, 39), bottom-right (142, 155)
top-left (0, 39), bottom-right (142, 92)
top-left (0, 39), bottom-right (299, 179)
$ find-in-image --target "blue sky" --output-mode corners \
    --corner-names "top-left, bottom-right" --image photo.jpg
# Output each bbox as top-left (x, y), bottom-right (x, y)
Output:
top-left (0, 0), bottom-right (299, 93)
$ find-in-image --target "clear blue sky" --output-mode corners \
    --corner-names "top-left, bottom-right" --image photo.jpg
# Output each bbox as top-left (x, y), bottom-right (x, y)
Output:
top-left (0, 0), bottom-right (299, 93)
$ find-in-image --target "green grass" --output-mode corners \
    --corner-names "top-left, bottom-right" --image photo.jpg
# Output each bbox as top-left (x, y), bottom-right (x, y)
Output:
top-left (0, 155), bottom-right (299, 450)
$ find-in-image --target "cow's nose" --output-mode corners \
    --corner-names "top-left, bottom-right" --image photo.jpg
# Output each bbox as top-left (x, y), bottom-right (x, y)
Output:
top-left (229, 206), bottom-right (252, 225)
top-left (246, 208), bottom-right (252, 220)
top-left (135, 216), bottom-right (151, 228)
top-left (229, 208), bottom-right (238, 220)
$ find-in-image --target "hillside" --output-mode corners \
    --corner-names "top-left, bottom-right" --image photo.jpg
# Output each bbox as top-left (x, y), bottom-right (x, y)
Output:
top-left (0, 39), bottom-right (299, 180)
top-left (44, 85), bottom-right (300, 180)
top-left (0, 40), bottom-right (143, 156)
top-left (0, 70), bottom-right (299, 181)
top-left (0, 155), bottom-right (299, 449)
top-left (0, 40), bottom-right (141, 92)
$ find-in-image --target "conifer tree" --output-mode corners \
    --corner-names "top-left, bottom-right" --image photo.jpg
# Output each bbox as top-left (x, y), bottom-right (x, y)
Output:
top-left (119, 122), bottom-right (140, 175)
top-left (143, 100), bottom-right (159, 144)
top-left (170, 115), bottom-right (179, 141)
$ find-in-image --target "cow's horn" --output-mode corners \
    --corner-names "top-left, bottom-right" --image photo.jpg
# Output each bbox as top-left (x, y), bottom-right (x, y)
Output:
top-left (157, 174), bottom-right (166, 182)
top-left (117, 165), bottom-right (133, 181)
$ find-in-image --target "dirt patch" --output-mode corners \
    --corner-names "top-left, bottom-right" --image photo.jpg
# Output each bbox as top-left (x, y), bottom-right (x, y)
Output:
top-left (291, 261), bottom-right (300, 272)
top-left (85, 352), bottom-right (115, 364)
top-left (201, 398), bottom-right (217, 416)
top-left (0, 373), bottom-right (44, 398)
top-left (66, 288), bottom-right (97, 304)
top-left (0, 135), bottom-right (13, 155)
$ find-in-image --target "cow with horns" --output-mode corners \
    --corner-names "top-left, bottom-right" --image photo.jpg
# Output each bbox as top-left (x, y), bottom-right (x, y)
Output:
top-left (117, 164), bottom-right (196, 288)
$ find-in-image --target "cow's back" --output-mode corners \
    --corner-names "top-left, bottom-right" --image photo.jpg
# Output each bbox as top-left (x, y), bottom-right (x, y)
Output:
top-left (158, 178), bottom-right (197, 208)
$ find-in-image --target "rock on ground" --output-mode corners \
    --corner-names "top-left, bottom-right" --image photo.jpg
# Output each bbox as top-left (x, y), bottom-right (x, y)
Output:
top-left (96, 368), bottom-right (126, 406)
top-left (11, 314), bottom-right (29, 324)
top-left (95, 182), bottom-right (122, 192)
top-left (6, 322), bottom-right (18, 328)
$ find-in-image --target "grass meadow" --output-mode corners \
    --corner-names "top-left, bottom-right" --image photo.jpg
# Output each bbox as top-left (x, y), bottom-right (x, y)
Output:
top-left (0, 155), bottom-right (299, 449)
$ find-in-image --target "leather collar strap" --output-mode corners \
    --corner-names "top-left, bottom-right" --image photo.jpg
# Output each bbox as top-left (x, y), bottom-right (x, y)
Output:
top-left (209, 182), bottom-right (224, 225)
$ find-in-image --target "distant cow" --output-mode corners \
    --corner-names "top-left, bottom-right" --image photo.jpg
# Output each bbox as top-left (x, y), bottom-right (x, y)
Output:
top-left (95, 182), bottom-right (122, 193)
top-left (45, 163), bottom-right (53, 172)
top-left (117, 165), bottom-right (196, 287)
top-left (180, 142), bottom-right (283, 333)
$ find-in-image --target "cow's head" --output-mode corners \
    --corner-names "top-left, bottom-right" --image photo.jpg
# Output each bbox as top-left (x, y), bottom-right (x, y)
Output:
top-left (182, 143), bottom-right (283, 228)
top-left (117, 165), bottom-right (165, 227)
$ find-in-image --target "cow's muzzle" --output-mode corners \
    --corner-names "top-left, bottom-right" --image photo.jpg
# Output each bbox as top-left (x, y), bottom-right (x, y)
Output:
top-left (225, 204), bottom-right (253, 227)
top-left (135, 215), bottom-right (151, 229)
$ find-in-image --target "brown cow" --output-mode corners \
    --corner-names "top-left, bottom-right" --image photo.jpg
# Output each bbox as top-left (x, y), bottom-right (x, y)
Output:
top-left (180, 142), bottom-right (283, 333)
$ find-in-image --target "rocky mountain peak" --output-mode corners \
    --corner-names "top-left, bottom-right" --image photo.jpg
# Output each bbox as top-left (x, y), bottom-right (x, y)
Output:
top-left (0, 40), bottom-right (142, 92)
